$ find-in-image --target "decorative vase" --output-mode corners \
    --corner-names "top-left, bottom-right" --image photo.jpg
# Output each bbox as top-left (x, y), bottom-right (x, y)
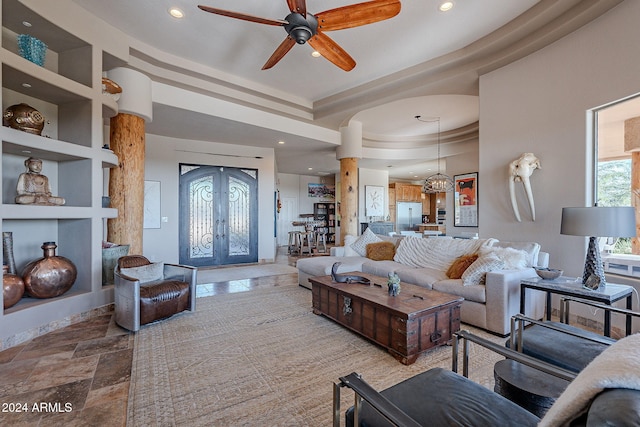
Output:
top-left (3, 265), bottom-right (25, 309)
top-left (17, 34), bottom-right (47, 66)
top-left (22, 242), bottom-right (77, 299)
top-left (102, 244), bottom-right (129, 285)
top-left (2, 231), bottom-right (17, 275)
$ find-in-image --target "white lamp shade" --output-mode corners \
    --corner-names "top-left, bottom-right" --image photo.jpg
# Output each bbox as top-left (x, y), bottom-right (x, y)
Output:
top-left (561, 207), bottom-right (637, 237)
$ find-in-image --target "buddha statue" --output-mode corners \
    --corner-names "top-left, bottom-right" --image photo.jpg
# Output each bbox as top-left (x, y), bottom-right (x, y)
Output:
top-left (15, 157), bottom-right (65, 206)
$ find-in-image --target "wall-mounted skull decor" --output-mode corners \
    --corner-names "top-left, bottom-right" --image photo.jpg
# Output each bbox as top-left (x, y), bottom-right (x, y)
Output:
top-left (509, 152), bottom-right (541, 222)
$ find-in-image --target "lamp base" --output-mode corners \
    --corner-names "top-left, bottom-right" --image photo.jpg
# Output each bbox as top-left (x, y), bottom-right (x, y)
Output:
top-left (583, 236), bottom-right (606, 289)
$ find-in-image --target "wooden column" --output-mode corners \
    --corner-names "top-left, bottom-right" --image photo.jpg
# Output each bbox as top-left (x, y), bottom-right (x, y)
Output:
top-left (107, 113), bottom-right (145, 255)
top-left (340, 157), bottom-right (358, 244)
top-left (632, 151), bottom-right (640, 254)
top-left (624, 117), bottom-right (640, 254)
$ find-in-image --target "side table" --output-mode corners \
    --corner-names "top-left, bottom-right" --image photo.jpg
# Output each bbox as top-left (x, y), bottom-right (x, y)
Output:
top-left (494, 359), bottom-right (570, 418)
top-left (520, 276), bottom-right (633, 337)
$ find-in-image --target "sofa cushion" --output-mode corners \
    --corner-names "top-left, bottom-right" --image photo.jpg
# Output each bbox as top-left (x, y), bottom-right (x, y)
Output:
top-left (480, 246), bottom-right (528, 270)
top-left (396, 267), bottom-right (446, 289)
top-left (362, 260), bottom-right (406, 278)
top-left (297, 256), bottom-right (367, 277)
top-left (121, 262), bottom-right (164, 283)
top-left (365, 241), bottom-right (396, 261)
top-left (343, 235), bottom-right (359, 256)
top-left (350, 228), bottom-right (382, 256)
top-left (461, 254), bottom-right (504, 286)
top-left (446, 254), bottom-right (479, 279)
top-left (393, 236), bottom-right (495, 270)
top-left (492, 241), bottom-right (541, 267)
top-left (433, 279), bottom-right (486, 303)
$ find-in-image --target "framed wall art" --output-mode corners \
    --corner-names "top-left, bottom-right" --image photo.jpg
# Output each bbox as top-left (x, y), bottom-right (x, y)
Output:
top-left (365, 185), bottom-right (384, 217)
top-left (143, 180), bottom-right (161, 229)
top-left (454, 172), bottom-right (478, 227)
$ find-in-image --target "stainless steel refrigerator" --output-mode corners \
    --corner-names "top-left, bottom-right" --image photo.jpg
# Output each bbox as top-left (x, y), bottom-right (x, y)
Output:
top-left (396, 202), bottom-right (423, 232)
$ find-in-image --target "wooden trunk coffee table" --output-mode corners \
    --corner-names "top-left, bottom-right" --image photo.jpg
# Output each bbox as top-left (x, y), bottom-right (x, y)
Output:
top-left (309, 272), bottom-right (463, 365)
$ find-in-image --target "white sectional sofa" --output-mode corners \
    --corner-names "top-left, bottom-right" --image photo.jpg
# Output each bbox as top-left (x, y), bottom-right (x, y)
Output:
top-left (297, 230), bottom-right (548, 336)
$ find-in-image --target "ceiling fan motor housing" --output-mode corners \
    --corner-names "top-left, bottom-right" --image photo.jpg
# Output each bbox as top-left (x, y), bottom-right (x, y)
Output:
top-left (284, 13), bottom-right (318, 44)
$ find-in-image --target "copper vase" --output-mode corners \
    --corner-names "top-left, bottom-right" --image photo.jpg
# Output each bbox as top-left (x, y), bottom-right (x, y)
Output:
top-left (22, 242), bottom-right (77, 299)
top-left (3, 265), bottom-right (25, 308)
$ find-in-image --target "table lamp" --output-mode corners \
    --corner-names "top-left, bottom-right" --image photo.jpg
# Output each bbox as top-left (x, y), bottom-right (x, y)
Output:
top-left (560, 206), bottom-right (636, 289)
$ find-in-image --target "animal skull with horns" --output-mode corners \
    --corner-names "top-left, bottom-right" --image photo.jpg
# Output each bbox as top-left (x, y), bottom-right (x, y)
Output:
top-left (509, 153), bottom-right (541, 222)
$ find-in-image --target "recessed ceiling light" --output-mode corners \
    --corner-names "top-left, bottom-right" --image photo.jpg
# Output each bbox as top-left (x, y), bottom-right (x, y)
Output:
top-left (169, 8), bottom-right (184, 18)
top-left (308, 167), bottom-right (313, 171)
top-left (311, 51), bottom-right (321, 58)
top-left (278, 140), bottom-right (285, 144)
top-left (22, 83), bottom-right (32, 88)
top-left (22, 21), bottom-right (32, 27)
top-left (439, 1), bottom-right (454, 12)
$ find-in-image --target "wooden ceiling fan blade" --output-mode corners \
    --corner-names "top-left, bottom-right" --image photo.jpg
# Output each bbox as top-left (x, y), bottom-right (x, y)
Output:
top-left (308, 32), bottom-right (356, 72)
top-left (287, 0), bottom-right (307, 16)
top-left (315, 0), bottom-right (401, 31)
top-left (198, 5), bottom-right (288, 26)
top-left (262, 37), bottom-right (297, 70)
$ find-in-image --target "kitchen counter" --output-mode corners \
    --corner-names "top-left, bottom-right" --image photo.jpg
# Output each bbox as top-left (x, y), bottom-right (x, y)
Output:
top-left (418, 223), bottom-right (445, 234)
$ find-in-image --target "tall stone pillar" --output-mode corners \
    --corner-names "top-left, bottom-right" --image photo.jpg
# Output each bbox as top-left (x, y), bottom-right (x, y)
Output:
top-left (624, 117), bottom-right (640, 254)
top-left (337, 121), bottom-right (363, 244)
top-left (106, 68), bottom-right (152, 255)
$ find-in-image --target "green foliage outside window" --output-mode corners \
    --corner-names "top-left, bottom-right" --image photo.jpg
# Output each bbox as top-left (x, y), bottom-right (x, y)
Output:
top-left (597, 159), bottom-right (632, 255)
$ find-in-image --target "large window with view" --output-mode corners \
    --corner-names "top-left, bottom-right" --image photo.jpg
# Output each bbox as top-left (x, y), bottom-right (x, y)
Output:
top-left (595, 95), bottom-right (640, 277)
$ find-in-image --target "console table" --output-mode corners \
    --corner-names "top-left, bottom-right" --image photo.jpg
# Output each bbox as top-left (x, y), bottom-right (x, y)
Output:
top-left (520, 277), bottom-right (633, 337)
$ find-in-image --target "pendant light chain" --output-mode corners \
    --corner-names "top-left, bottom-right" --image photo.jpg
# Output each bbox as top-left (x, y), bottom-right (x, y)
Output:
top-left (416, 115), bottom-right (454, 193)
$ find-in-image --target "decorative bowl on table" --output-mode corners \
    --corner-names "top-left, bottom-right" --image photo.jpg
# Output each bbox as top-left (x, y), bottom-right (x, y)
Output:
top-left (535, 268), bottom-right (563, 280)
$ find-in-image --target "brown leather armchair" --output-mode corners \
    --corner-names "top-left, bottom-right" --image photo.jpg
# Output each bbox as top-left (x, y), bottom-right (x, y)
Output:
top-left (114, 255), bottom-right (197, 332)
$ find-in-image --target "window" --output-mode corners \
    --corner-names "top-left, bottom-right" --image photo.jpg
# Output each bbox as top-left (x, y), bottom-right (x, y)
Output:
top-left (594, 95), bottom-right (640, 277)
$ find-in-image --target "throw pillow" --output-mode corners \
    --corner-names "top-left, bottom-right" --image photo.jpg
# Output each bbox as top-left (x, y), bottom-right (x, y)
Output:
top-left (350, 228), bottom-right (383, 257)
top-left (343, 235), bottom-right (359, 257)
top-left (461, 254), bottom-right (504, 286)
top-left (366, 241), bottom-right (396, 261)
top-left (446, 254), bottom-right (479, 279)
top-left (491, 241), bottom-right (541, 267)
top-left (480, 246), bottom-right (528, 270)
top-left (121, 262), bottom-right (164, 283)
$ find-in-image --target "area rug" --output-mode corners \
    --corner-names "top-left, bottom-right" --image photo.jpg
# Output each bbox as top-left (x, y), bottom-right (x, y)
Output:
top-left (127, 283), bottom-right (505, 426)
top-left (197, 263), bottom-right (298, 284)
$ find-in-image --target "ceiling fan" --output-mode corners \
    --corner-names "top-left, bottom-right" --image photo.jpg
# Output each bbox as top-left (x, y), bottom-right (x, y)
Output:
top-left (197, 0), bottom-right (401, 71)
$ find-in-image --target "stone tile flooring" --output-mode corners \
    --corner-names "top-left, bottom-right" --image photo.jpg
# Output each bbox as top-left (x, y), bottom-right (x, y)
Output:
top-left (0, 314), bottom-right (133, 426)
top-left (0, 247), bottom-right (298, 426)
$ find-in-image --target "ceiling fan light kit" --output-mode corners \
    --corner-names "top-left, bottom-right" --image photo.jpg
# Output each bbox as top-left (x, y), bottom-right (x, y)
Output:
top-left (198, 0), bottom-right (401, 71)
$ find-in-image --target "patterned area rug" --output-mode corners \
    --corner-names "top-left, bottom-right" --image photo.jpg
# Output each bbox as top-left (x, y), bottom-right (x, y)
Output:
top-left (128, 283), bottom-right (505, 426)
top-left (197, 264), bottom-right (298, 284)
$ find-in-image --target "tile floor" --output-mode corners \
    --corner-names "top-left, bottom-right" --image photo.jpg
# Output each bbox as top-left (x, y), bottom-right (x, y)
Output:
top-left (0, 247), bottom-right (300, 426)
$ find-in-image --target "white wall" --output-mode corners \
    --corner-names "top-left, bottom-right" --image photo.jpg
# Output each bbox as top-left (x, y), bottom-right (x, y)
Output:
top-left (143, 134), bottom-right (276, 263)
top-left (479, 1), bottom-right (640, 328)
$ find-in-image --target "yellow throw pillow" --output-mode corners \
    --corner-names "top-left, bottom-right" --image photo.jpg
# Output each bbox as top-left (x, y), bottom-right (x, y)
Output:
top-left (446, 254), bottom-right (479, 279)
top-left (365, 241), bottom-right (396, 261)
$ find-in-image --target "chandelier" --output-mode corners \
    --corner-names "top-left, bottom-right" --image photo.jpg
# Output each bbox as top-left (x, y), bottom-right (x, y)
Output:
top-left (416, 115), bottom-right (454, 193)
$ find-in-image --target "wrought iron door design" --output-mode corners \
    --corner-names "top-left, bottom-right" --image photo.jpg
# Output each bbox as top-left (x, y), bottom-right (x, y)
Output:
top-left (179, 164), bottom-right (258, 266)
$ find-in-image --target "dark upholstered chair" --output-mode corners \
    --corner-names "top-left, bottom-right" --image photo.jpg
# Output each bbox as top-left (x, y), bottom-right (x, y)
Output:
top-left (114, 255), bottom-right (197, 332)
top-left (508, 298), bottom-right (640, 373)
top-left (336, 330), bottom-right (640, 427)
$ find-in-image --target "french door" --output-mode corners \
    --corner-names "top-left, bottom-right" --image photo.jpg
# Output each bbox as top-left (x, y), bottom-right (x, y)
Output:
top-left (179, 164), bottom-right (258, 266)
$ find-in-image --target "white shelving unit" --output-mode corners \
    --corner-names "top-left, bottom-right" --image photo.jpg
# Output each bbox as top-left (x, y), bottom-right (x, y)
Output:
top-left (0, 0), bottom-right (125, 345)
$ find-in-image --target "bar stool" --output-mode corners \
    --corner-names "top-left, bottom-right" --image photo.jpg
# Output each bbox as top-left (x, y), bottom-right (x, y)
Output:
top-left (288, 231), bottom-right (302, 255)
top-left (298, 231), bottom-right (315, 255)
top-left (315, 231), bottom-right (327, 253)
